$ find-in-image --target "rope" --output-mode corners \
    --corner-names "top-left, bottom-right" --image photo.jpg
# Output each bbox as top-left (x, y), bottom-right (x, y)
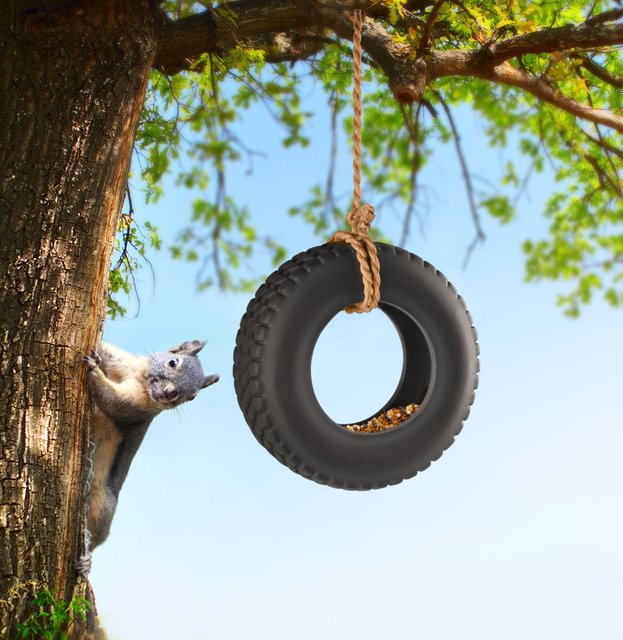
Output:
top-left (77, 439), bottom-right (95, 578)
top-left (83, 440), bottom-right (95, 553)
top-left (351, 8), bottom-right (364, 214)
top-left (328, 9), bottom-right (381, 314)
top-left (329, 205), bottom-right (381, 313)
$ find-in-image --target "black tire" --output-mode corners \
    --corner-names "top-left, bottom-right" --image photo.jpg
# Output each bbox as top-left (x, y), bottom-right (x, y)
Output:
top-left (233, 242), bottom-right (479, 490)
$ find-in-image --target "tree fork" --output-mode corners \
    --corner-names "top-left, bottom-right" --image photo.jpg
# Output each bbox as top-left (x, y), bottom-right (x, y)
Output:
top-left (0, 1), bottom-right (160, 635)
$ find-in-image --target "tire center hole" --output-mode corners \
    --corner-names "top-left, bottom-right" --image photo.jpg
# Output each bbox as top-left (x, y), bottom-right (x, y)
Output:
top-left (311, 309), bottom-right (404, 425)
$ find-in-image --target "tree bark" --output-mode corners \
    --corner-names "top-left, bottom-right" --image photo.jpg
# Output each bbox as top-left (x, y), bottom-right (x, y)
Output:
top-left (0, 1), bottom-right (159, 636)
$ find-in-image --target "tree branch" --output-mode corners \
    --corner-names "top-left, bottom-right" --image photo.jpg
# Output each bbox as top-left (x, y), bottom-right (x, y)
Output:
top-left (581, 56), bottom-right (623, 89)
top-left (154, 2), bottom-right (623, 132)
top-left (417, 0), bottom-right (447, 54)
top-left (478, 62), bottom-right (623, 134)
top-left (434, 90), bottom-right (485, 266)
top-left (154, 0), bottom-right (323, 72)
top-left (399, 102), bottom-right (424, 245)
top-left (482, 12), bottom-right (623, 63)
top-left (583, 129), bottom-right (623, 160)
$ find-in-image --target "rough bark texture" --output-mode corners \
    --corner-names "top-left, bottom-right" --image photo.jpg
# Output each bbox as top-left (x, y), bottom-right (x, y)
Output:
top-left (0, 1), bottom-right (159, 636)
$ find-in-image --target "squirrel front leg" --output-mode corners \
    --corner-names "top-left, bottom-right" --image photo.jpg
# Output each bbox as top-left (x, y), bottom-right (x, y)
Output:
top-left (83, 350), bottom-right (154, 421)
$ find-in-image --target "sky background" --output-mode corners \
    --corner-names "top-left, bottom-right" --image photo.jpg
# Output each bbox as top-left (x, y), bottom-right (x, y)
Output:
top-left (90, 78), bottom-right (622, 640)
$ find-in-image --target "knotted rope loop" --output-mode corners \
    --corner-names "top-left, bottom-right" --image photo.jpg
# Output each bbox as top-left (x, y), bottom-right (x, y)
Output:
top-left (329, 203), bottom-right (381, 314)
top-left (346, 202), bottom-right (375, 236)
top-left (328, 9), bottom-right (381, 314)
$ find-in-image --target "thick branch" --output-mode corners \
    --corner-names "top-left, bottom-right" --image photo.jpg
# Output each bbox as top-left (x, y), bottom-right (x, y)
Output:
top-left (155, 0), bottom-right (329, 72)
top-left (154, 0), bottom-right (391, 72)
top-left (484, 14), bottom-right (623, 63)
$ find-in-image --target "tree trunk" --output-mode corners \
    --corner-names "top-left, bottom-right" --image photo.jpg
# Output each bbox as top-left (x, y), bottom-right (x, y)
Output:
top-left (0, 2), bottom-right (159, 636)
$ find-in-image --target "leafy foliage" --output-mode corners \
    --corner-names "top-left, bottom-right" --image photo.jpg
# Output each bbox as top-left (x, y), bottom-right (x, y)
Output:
top-left (112, 0), bottom-right (623, 315)
top-left (15, 589), bottom-right (91, 640)
top-left (108, 197), bottom-right (160, 318)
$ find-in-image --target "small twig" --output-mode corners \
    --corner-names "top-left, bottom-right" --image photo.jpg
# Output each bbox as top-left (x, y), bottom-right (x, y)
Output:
top-left (580, 56), bottom-right (623, 89)
top-left (417, 0), bottom-right (447, 54)
top-left (512, 163), bottom-right (533, 207)
top-left (555, 121), bottom-right (623, 198)
top-left (211, 224), bottom-right (226, 289)
top-left (324, 89), bottom-right (339, 223)
top-left (434, 90), bottom-right (485, 266)
top-left (399, 102), bottom-right (424, 244)
top-left (584, 153), bottom-right (623, 197)
top-left (576, 65), bottom-right (622, 192)
top-left (585, 7), bottom-right (623, 25)
top-left (400, 150), bottom-right (422, 245)
top-left (582, 130), bottom-right (623, 160)
top-left (420, 98), bottom-right (439, 118)
top-left (449, 0), bottom-right (487, 44)
top-left (113, 187), bottom-right (135, 272)
top-left (158, 70), bottom-right (183, 132)
top-left (122, 249), bottom-right (143, 318)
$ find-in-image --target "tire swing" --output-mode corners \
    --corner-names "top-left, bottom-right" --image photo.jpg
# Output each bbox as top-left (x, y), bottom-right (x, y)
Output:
top-left (233, 11), bottom-right (479, 490)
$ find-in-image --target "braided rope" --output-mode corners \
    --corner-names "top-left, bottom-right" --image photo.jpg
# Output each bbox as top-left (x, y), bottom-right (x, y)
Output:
top-left (77, 439), bottom-right (95, 578)
top-left (328, 9), bottom-right (381, 314)
top-left (351, 8), bottom-right (363, 214)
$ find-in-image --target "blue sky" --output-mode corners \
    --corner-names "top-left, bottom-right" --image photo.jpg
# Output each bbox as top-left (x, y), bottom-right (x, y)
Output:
top-left (90, 82), bottom-right (622, 640)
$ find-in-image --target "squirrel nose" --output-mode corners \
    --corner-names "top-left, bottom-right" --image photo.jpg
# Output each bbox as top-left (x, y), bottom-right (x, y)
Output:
top-left (164, 385), bottom-right (179, 401)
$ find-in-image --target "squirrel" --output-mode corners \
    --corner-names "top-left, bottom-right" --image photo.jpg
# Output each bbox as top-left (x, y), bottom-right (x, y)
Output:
top-left (77, 340), bottom-right (219, 575)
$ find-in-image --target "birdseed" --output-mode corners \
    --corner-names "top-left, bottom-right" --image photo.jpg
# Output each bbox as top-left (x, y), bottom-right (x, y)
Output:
top-left (345, 403), bottom-right (419, 433)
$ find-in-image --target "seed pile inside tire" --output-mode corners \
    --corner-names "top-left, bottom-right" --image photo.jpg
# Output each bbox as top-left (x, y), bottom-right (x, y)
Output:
top-left (345, 403), bottom-right (419, 433)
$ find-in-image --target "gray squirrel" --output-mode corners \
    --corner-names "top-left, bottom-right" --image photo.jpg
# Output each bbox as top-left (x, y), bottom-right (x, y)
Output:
top-left (78, 340), bottom-right (219, 574)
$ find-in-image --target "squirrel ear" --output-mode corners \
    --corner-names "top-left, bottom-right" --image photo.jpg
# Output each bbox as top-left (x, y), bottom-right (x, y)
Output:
top-left (169, 340), bottom-right (206, 355)
top-left (201, 374), bottom-right (220, 389)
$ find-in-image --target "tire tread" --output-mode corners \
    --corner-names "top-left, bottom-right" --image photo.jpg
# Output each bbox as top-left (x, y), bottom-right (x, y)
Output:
top-left (233, 243), bottom-right (479, 490)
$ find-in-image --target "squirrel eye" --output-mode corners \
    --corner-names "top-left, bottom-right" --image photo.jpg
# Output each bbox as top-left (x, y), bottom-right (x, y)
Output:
top-left (167, 358), bottom-right (179, 368)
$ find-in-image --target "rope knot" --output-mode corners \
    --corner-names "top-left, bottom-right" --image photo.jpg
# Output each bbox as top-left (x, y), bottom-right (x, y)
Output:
top-left (328, 201), bottom-right (380, 314)
top-left (346, 203), bottom-right (375, 237)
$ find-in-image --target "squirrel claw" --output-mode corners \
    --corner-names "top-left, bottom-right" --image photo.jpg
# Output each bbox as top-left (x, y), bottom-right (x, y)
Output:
top-left (82, 350), bottom-right (102, 371)
top-left (76, 551), bottom-right (92, 577)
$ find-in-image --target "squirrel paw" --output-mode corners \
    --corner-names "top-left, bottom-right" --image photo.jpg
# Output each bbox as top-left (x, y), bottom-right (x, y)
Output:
top-left (82, 351), bottom-right (102, 371)
top-left (76, 551), bottom-right (92, 577)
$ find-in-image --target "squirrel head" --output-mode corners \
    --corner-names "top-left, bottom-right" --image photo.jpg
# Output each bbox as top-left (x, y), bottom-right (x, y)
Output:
top-left (145, 340), bottom-right (219, 408)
